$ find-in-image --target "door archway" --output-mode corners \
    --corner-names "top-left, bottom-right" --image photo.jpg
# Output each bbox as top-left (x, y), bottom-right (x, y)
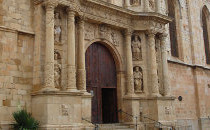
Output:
top-left (85, 42), bottom-right (118, 124)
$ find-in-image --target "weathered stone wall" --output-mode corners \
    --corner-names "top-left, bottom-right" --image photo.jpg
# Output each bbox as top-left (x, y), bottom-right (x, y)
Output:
top-left (167, 0), bottom-right (210, 129)
top-left (0, 0), bottom-right (34, 125)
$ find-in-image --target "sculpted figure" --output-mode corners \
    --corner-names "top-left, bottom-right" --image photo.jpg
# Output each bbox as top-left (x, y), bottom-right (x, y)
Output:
top-left (131, 35), bottom-right (142, 60)
top-left (54, 51), bottom-right (61, 88)
top-left (133, 66), bottom-right (143, 92)
top-left (54, 12), bottom-right (62, 44)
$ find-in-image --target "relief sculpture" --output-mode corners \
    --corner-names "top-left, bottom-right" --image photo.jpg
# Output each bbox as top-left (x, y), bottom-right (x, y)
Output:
top-left (130, 0), bottom-right (141, 6)
top-left (131, 34), bottom-right (142, 61)
top-left (54, 50), bottom-right (62, 89)
top-left (133, 66), bottom-right (143, 92)
top-left (54, 12), bottom-right (62, 45)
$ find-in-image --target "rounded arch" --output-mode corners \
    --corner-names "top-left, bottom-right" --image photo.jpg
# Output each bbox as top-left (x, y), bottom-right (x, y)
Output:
top-left (202, 5), bottom-right (210, 21)
top-left (201, 5), bottom-right (210, 64)
top-left (85, 38), bottom-right (123, 72)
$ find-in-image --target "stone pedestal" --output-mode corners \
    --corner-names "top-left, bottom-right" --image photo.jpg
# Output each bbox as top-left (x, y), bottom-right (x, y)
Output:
top-left (139, 97), bottom-right (176, 130)
top-left (31, 92), bottom-right (92, 130)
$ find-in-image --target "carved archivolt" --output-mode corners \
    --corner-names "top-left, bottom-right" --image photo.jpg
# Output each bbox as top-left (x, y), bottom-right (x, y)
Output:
top-left (133, 66), bottom-right (143, 92)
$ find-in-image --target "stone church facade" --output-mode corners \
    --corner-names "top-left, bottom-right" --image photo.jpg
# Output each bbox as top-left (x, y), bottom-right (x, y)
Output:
top-left (0, 0), bottom-right (210, 129)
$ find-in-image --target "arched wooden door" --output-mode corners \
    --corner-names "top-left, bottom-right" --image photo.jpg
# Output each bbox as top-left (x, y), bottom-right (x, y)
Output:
top-left (85, 43), bottom-right (118, 124)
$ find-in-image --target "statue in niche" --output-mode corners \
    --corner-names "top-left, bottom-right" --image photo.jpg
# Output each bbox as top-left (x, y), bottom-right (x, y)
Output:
top-left (54, 12), bottom-right (62, 45)
top-left (131, 34), bottom-right (142, 61)
top-left (130, 0), bottom-right (140, 6)
top-left (54, 51), bottom-right (61, 89)
top-left (133, 66), bottom-right (143, 92)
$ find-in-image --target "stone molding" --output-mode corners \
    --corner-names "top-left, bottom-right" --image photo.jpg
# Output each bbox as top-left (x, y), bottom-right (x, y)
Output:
top-left (35, 0), bottom-right (172, 32)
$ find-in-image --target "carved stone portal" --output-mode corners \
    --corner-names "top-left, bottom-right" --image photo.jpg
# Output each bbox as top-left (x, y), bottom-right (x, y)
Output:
top-left (54, 12), bottom-right (62, 45)
top-left (133, 66), bottom-right (143, 92)
top-left (54, 50), bottom-right (62, 89)
top-left (131, 34), bottom-right (142, 61)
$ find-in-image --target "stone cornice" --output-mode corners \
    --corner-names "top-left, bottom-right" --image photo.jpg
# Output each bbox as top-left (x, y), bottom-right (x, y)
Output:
top-left (82, 0), bottom-right (172, 24)
top-left (34, 0), bottom-right (172, 31)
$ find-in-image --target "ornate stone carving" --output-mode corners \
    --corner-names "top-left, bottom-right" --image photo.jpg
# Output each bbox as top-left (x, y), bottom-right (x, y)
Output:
top-left (126, 74), bottom-right (134, 95)
top-left (54, 12), bottom-right (62, 45)
top-left (130, 0), bottom-right (140, 6)
top-left (99, 24), bottom-right (110, 39)
top-left (165, 107), bottom-right (170, 115)
top-left (149, 0), bottom-right (155, 10)
top-left (133, 66), bottom-right (143, 92)
top-left (111, 31), bottom-right (119, 46)
top-left (45, 62), bottom-right (54, 88)
top-left (67, 66), bottom-right (76, 89)
top-left (85, 23), bottom-right (95, 40)
top-left (54, 50), bottom-right (61, 89)
top-left (131, 34), bottom-right (142, 61)
top-left (61, 104), bottom-right (69, 116)
top-left (77, 69), bottom-right (86, 91)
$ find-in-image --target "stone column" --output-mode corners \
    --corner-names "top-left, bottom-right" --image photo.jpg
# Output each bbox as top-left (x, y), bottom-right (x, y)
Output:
top-left (156, 0), bottom-right (161, 13)
top-left (43, 1), bottom-right (58, 91)
top-left (147, 30), bottom-right (160, 96)
top-left (66, 8), bottom-right (77, 91)
top-left (144, 0), bottom-right (150, 12)
top-left (160, 33), bottom-right (170, 96)
top-left (125, 29), bottom-right (135, 96)
top-left (77, 16), bottom-right (86, 92)
top-left (124, 0), bottom-right (130, 7)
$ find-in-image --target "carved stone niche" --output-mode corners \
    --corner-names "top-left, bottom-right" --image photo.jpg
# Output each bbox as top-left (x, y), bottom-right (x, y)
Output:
top-left (131, 34), bottom-right (142, 61)
top-left (54, 50), bottom-right (62, 89)
top-left (130, 0), bottom-right (141, 6)
top-left (54, 11), bottom-right (62, 45)
top-left (133, 66), bottom-right (143, 92)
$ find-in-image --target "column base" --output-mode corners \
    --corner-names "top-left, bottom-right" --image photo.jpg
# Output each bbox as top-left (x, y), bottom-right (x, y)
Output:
top-left (66, 88), bottom-right (79, 92)
top-left (151, 93), bottom-right (161, 97)
top-left (39, 87), bottom-right (59, 92)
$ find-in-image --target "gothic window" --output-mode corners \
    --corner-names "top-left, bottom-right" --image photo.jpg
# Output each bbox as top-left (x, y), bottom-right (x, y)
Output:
top-left (202, 6), bottom-right (210, 64)
top-left (168, 0), bottom-right (181, 57)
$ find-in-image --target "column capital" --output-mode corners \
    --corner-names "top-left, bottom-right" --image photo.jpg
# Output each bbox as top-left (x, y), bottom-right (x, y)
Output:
top-left (66, 5), bottom-right (77, 13)
top-left (146, 29), bottom-right (157, 37)
top-left (124, 28), bottom-right (133, 36)
top-left (78, 15), bottom-right (86, 28)
top-left (159, 33), bottom-right (168, 40)
top-left (44, 1), bottom-right (58, 11)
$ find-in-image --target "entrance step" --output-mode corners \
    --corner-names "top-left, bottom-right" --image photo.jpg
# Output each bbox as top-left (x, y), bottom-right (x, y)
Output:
top-left (97, 123), bottom-right (135, 130)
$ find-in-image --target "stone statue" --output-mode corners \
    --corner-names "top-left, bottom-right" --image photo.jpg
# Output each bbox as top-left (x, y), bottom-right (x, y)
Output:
top-left (133, 66), bottom-right (143, 92)
top-left (131, 34), bottom-right (142, 60)
top-left (54, 12), bottom-right (62, 44)
top-left (54, 51), bottom-right (61, 89)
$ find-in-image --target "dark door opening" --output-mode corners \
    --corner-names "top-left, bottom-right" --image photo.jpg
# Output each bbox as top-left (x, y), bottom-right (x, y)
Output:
top-left (102, 88), bottom-right (118, 123)
top-left (85, 43), bottom-right (118, 124)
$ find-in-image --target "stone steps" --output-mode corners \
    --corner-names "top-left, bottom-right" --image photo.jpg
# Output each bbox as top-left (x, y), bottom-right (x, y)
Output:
top-left (97, 123), bottom-right (135, 130)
